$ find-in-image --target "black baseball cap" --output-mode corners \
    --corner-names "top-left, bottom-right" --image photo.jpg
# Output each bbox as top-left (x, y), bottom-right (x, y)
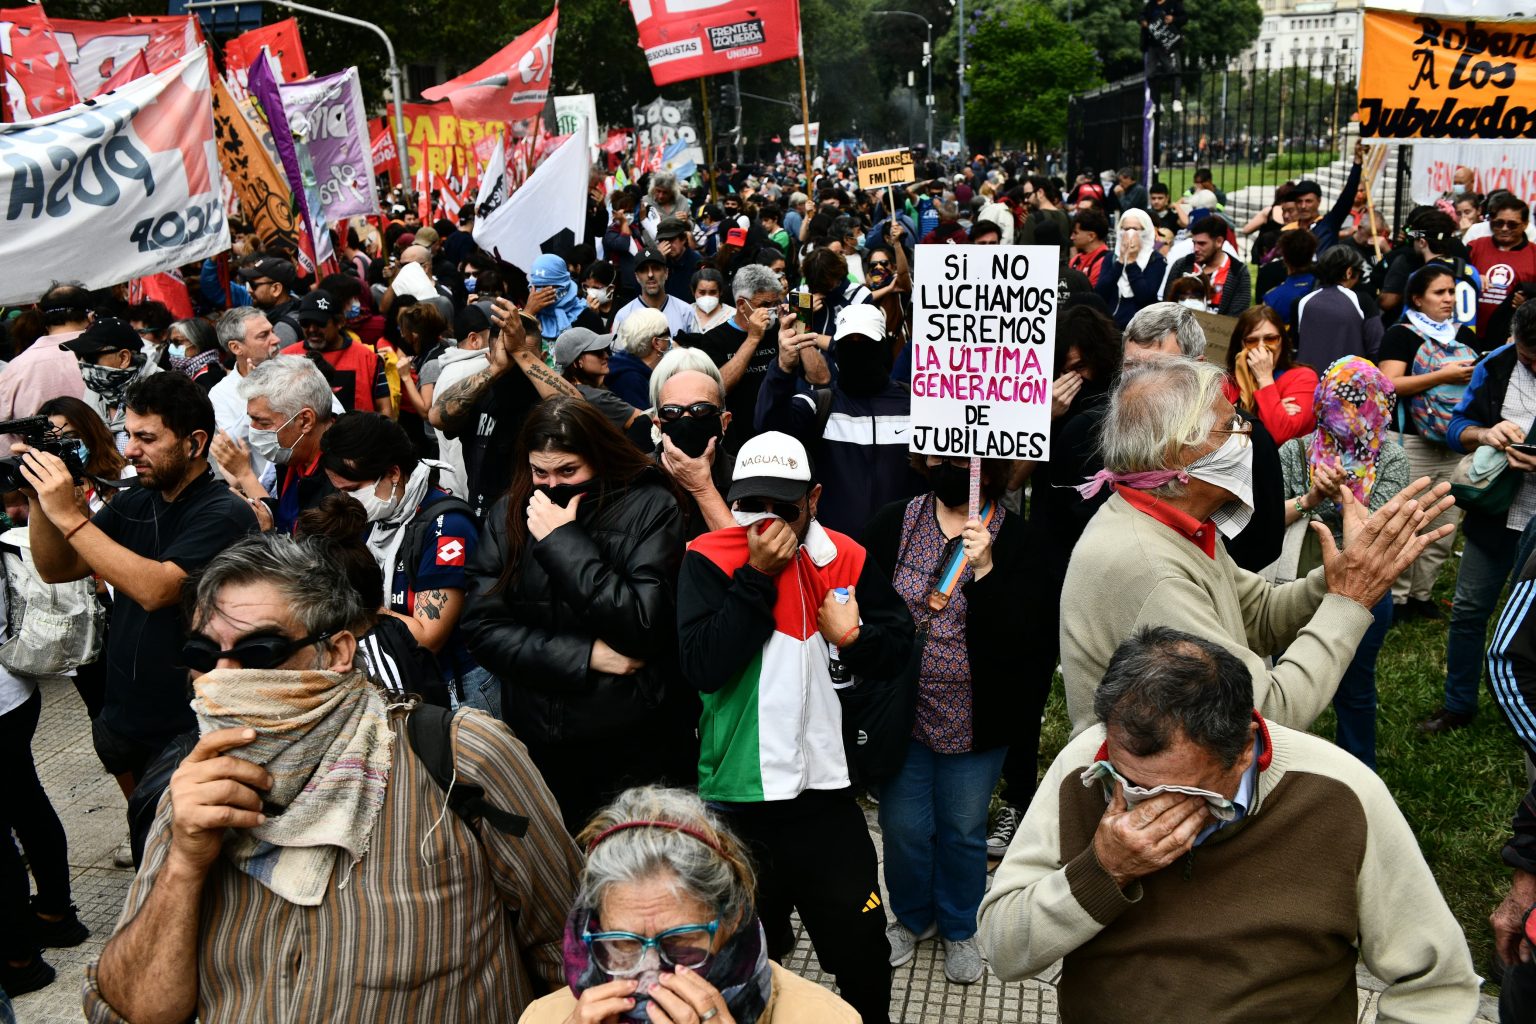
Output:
top-left (296, 289), bottom-right (338, 324)
top-left (238, 256), bottom-right (297, 288)
top-left (635, 247), bottom-right (668, 270)
top-left (63, 318), bottom-right (140, 357)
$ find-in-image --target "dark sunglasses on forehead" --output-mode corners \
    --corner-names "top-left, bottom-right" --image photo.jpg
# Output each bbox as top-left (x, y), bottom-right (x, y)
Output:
top-left (734, 497), bottom-right (802, 522)
top-left (657, 401), bottom-right (722, 422)
top-left (182, 630), bottom-right (334, 673)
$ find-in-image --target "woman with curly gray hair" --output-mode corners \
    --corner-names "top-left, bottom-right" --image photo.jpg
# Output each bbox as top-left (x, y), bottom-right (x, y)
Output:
top-left (520, 786), bottom-right (858, 1024)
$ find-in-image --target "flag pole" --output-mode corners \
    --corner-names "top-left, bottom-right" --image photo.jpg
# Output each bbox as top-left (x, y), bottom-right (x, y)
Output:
top-left (699, 76), bottom-right (718, 203)
top-left (797, 27), bottom-right (813, 182)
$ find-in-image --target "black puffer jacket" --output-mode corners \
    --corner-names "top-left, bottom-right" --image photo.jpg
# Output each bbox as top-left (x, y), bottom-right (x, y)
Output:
top-left (463, 470), bottom-right (698, 745)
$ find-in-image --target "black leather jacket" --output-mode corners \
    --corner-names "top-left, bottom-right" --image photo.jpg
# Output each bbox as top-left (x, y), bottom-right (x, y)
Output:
top-left (462, 471), bottom-right (697, 745)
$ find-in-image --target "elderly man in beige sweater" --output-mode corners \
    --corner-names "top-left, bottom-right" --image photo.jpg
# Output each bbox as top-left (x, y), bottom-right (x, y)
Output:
top-left (980, 626), bottom-right (1479, 1022)
top-left (1060, 356), bottom-right (1455, 737)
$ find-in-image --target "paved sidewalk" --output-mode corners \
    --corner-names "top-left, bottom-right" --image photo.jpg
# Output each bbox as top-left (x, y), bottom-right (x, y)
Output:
top-left (8, 676), bottom-right (1502, 1022)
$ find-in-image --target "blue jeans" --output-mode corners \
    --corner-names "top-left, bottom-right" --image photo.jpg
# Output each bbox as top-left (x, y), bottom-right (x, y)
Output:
top-left (457, 665), bottom-right (501, 719)
top-left (877, 739), bottom-right (1007, 940)
top-left (1334, 594), bottom-right (1393, 770)
top-left (1443, 516), bottom-right (1536, 715)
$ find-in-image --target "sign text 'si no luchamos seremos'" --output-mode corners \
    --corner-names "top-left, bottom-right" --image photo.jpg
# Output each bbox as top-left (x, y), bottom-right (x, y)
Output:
top-left (909, 245), bottom-right (1059, 460)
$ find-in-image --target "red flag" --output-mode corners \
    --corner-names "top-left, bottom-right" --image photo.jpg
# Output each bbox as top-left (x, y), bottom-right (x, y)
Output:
top-left (415, 164), bottom-right (430, 224)
top-left (629, 0), bottom-right (801, 87)
top-left (0, 6), bottom-right (81, 121)
top-left (131, 272), bottom-right (194, 320)
top-left (49, 15), bottom-right (197, 98)
top-left (96, 48), bottom-right (149, 95)
top-left (225, 18), bottom-right (309, 84)
top-left (421, 6), bottom-right (557, 123)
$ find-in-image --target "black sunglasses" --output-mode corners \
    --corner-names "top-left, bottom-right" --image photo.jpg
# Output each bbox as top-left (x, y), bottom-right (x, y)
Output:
top-left (183, 630), bottom-right (334, 673)
top-left (734, 497), bottom-right (802, 522)
top-left (658, 401), bottom-right (722, 422)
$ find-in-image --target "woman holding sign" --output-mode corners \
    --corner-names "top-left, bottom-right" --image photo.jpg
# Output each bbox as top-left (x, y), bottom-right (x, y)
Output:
top-left (863, 457), bottom-right (1038, 986)
top-left (1093, 209), bottom-right (1167, 329)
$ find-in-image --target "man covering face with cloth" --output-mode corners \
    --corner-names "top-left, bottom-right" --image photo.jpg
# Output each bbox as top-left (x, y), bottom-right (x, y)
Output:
top-left (1059, 356), bottom-right (1459, 738)
top-left (84, 534), bottom-right (582, 1024)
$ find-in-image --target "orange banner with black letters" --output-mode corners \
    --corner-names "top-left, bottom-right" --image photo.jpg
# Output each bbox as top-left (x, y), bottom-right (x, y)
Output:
top-left (1360, 9), bottom-right (1536, 141)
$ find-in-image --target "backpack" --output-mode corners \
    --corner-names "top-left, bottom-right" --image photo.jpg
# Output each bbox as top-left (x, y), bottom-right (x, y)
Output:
top-left (0, 527), bottom-right (103, 677)
top-left (1406, 326), bottom-right (1479, 444)
top-left (127, 704), bottom-right (527, 868)
top-left (399, 490), bottom-right (477, 594)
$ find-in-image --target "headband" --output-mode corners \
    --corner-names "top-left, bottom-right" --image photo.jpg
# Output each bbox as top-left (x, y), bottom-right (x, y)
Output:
top-left (586, 819), bottom-right (726, 857)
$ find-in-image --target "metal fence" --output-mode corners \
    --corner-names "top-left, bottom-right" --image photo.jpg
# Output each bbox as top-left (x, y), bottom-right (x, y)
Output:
top-left (1067, 52), bottom-right (1359, 203)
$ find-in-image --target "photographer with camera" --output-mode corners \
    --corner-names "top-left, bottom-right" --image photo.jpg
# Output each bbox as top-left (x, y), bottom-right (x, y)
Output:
top-left (17, 373), bottom-right (258, 809)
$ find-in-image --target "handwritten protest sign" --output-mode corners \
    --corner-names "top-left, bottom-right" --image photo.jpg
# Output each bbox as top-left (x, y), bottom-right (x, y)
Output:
top-left (909, 245), bottom-right (1058, 460)
top-left (1360, 10), bottom-right (1536, 141)
top-left (857, 147), bottom-right (914, 189)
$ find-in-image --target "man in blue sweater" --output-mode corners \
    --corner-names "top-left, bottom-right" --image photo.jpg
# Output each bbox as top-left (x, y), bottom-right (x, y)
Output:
top-left (754, 303), bottom-right (926, 535)
top-left (1291, 142), bottom-right (1366, 256)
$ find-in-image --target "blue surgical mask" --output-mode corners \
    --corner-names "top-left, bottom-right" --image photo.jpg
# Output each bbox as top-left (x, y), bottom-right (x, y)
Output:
top-left (1451, 183), bottom-right (1466, 197)
top-left (344, 301), bottom-right (364, 321)
top-left (168, 344), bottom-right (186, 360)
top-left (464, 274), bottom-right (478, 293)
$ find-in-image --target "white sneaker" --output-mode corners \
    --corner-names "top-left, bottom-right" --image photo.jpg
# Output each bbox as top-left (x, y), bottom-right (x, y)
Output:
top-left (886, 919), bottom-right (937, 967)
top-left (943, 935), bottom-right (986, 984)
top-left (112, 842), bottom-right (133, 868)
top-left (987, 805), bottom-right (1021, 858)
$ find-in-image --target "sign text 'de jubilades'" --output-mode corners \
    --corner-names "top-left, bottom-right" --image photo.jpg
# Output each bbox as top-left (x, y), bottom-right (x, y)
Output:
top-left (1360, 10), bottom-right (1536, 140)
top-left (909, 246), bottom-right (1059, 460)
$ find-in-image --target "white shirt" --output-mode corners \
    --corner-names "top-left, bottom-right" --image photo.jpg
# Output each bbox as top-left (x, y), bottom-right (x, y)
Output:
top-left (614, 294), bottom-right (694, 337)
top-left (0, 575), bottom-right (33, 717)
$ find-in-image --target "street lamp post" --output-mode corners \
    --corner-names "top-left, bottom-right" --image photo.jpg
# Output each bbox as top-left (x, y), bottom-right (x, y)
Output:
top-left (957, 0), bottom-right (967, 158)
top-left (186, 0), bottom-right (412, 190)
top-left (872, 10), bottom-right (933, 153)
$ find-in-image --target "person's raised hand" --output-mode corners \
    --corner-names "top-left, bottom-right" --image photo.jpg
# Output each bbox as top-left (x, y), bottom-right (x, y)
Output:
top-left (745, 303), bottom-right (773, 342)
top-left (1245, 344), bottom-right (1276, 384)
top-left (560, 977), bottom-right (639, 1024)
top-left (1051, 370), bottom-right (1083, 419)
top-left (527, 489), bottom-right (580, 541)
top-left (167, 727), bottom-right (272, 875)
top-left (660, 434), bottom-right (717, 495)
top-left (746, 517), bottom-right (797, 576)
top-left (1306, 460), bottom-right (1347, 509)
top-left (817, 585), bottom-right (860, 646)
top-left (649, 966), bottom-right (738, 1024)
top-left (1092, 785), bottom-right (1209, 889)
top-left (525, 286), bottom-right (558, 316)
top-left (17, 448), bottom-right (82, 527)
top-left (1317, 477), bottom-right (1456, 609)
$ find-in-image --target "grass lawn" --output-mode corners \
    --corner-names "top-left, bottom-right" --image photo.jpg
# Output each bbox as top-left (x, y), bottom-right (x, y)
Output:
top-left (1157, 156), bottom-right (1336, 202)
top-left (1030, 540), bottom-right (1524, 993)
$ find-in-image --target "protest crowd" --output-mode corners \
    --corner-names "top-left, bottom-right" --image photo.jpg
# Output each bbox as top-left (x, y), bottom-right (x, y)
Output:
top-left (1, 1), bottom-right (1536, 1023)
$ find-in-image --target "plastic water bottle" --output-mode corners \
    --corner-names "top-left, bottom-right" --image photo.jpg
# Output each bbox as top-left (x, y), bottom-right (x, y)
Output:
top-left (828, 587), bottom-right (853, 687)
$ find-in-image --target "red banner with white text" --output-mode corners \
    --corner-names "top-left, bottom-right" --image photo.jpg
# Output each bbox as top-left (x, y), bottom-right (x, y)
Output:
top-left (628, 0), bottom-right (800, 86)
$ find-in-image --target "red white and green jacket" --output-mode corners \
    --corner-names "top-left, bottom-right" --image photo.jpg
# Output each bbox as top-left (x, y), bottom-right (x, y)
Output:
top-left (678, 522), bottom-right (913, 803)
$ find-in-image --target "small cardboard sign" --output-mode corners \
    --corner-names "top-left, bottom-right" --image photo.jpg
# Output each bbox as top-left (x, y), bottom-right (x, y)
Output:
top-left (857, 147), bottom-right (915, 189)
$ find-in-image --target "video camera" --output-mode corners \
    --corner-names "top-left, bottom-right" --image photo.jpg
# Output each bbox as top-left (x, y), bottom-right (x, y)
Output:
top-left (0, 416), bottom-right (86, 492)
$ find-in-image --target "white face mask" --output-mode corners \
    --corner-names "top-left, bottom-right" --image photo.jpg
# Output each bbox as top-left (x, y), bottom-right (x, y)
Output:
top-left (168, 343), bottom-right (187, 360)
top-left (1184, 427), bottom-right (1256, 539)
top-left (587, 286), bottom-right (612, 304)
top-left (248, 412), bottom-right (304, 465)
top-left (732, 509), bottom-right (780, 529)
top-left (351, 476), bottom-right (402, 523)
top-left (1179, 298), bottom-right (1208, 311)
top-left (696, 294), bottom-right (720, 314)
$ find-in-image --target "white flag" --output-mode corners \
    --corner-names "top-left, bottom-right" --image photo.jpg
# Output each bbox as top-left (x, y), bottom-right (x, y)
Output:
top-left (473, 130), bottom-right (588, 274)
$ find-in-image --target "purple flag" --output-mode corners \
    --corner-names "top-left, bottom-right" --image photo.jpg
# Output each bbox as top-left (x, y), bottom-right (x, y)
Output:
top-left (280, 68), bottom-right (379, 221)
top-left (245, 53), bottom-right (313, 239)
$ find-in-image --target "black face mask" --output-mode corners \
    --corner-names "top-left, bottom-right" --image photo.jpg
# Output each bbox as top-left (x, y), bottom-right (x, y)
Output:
top-left (929, 462), bottom-right (971, 509)
top-left (535, 481), bottom-right (595, 508)
top-left (661, 414), bottom-right (724, 459)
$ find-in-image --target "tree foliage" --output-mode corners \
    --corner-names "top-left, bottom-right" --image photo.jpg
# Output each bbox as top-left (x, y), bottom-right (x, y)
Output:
top-left (963, 0), bottom-right (1101, 149)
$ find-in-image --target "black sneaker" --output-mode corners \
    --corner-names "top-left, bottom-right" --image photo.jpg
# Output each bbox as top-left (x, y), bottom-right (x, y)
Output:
top-left (1404, 597), bottom-right (1445, 621)
top-left (0, 954), bottom-right (56, 997)
top-left (32, 905), bottom-right (89, 948)
top-left (987, 805), bottom-right (1022, 858)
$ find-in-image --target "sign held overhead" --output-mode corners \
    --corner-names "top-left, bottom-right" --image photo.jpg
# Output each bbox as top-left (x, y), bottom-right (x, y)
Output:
top-left (857, 147), bottom-right (915, 190)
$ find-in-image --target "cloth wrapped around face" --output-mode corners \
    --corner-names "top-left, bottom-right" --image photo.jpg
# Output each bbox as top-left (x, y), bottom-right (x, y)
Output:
top-left (1079, 759), bottom-right (1238, 822)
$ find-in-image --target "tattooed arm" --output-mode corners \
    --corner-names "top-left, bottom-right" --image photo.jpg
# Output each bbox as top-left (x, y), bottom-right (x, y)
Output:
top-left (429, 299), bottom-right (580, 433)
top-left (383, 587), bottom-right (465, 653)
top-left (429, 366), bottom-right (495, 433)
